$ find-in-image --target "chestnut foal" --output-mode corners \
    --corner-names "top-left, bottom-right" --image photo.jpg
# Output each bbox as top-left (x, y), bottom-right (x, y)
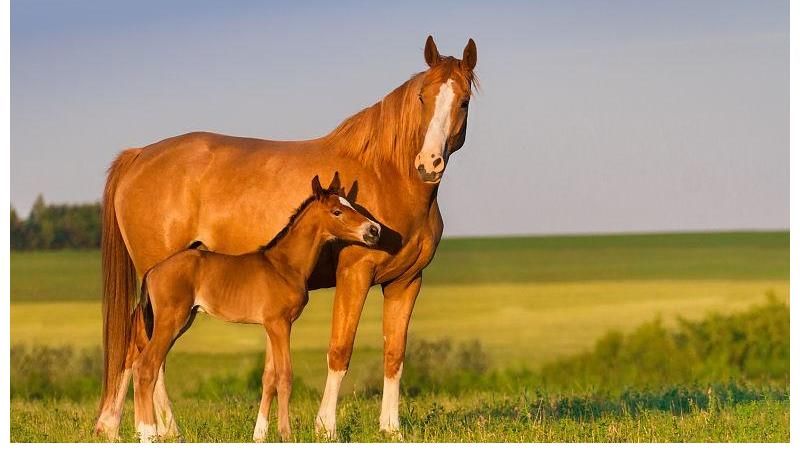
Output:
top-left (126, 176), bottom-right (380, 442)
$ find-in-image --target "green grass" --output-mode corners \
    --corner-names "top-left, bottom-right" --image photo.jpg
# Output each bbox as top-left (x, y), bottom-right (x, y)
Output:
top-left (10, 392), bottom-right (789, 443)
top-left (9, 231), bottom-right (789, 301)
top-left (431, 231), bottom-right (789, 284)
top-left (9, 231), bottom-right (790, 442)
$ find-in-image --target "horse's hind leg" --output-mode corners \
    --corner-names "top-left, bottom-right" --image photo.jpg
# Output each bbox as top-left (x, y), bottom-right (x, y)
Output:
top-left (253, 334), bottom-right (277, 442)
top-left (94, 301), bottom-right (147, 440)
top-left (95, 369), bottom-right (132, 441)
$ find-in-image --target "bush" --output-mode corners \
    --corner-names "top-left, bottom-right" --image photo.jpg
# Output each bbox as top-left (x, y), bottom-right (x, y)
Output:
top-left (11, 345), bottom-right (102, 400)
top-left (537, 295), bottom-right (789, 393)
top-left (362, 338), bottom-right (491, 396)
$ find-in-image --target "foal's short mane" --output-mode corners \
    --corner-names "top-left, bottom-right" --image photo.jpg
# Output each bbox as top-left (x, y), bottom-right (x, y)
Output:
top-left (259, 190), bottom-right (336, 252)
top-left (323, 58), bottom-right (477, 174)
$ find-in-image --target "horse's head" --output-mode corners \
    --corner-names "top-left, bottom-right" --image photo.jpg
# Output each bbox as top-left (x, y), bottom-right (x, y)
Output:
top-left (414, 35), bottom-right (478, 183)
top-left (310, 175), bottom-right (381, 246)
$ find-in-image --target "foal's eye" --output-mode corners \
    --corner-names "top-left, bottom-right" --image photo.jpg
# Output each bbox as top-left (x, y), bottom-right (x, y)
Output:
top-left (333, 210), bottom-right (342, 216)
top-left (418, 93), bottom-right (424, 103)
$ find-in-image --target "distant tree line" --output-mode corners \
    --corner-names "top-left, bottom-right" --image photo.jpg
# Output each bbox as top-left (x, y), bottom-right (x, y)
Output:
top-left (11, 195), bottom-right (101, 250)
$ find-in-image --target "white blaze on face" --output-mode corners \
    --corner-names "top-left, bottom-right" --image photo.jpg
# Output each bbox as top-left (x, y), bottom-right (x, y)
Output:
top-left (415, 79), bottom-right (456, 182)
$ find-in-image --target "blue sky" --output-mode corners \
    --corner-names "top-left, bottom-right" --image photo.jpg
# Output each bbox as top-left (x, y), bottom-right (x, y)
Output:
top-left (11, 0), bottom-right (788, 236)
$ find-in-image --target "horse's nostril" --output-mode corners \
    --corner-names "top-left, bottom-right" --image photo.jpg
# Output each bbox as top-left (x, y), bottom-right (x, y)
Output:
top-left (417, 164), bottom-right (425, 171)
top-left (433, 158), bottom-right (442, 167)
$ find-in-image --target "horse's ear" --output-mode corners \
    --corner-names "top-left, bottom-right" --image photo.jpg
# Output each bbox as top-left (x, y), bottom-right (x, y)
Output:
top-left (462, 38), bottom-right (477, 72)
top-left (328, 171), bottom-right (341, 193)
top-left (424, 35), bottom-right (440, 67)
top-left (311, 175), bottom-right (323, 198)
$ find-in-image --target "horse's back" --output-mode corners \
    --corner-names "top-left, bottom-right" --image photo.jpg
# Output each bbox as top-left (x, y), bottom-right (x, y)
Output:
top-left (113, 132), bottom-right (317, 273)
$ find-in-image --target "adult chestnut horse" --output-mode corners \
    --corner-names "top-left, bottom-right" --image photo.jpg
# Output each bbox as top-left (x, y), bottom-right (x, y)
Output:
top-left (95, 35), bottom-right (477, 440)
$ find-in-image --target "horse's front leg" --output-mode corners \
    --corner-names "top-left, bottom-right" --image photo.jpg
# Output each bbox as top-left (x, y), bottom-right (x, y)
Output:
top-left (379, 275), bottom-right (422, 437)
top-left (315, 263), bottom-right (374, 439)
top-left (253, 334), bottom-right (277, 442)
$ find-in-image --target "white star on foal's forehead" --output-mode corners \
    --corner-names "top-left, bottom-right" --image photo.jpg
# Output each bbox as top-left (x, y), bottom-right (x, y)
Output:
top-left (338, 196), bottom-right (354, 209)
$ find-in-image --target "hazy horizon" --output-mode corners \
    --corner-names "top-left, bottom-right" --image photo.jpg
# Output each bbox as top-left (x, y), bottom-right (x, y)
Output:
top-left (11, 0), bottom-right (789, 237)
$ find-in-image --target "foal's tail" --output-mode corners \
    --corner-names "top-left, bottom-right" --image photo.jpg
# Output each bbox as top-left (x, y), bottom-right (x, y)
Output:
top-left (99, 148), bottom-right (141, 414)
top-left (126, 276), bottom-right (154, 367)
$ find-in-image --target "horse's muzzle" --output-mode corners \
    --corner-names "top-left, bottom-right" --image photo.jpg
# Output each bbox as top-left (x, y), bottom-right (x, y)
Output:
top-left (417, 165), bottom-right (442, 183)
top-left (363, 223), bottom-right (381, 246)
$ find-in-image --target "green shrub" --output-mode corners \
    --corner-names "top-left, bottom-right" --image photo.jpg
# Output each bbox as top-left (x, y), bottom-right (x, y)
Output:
top-left (538, 295), bottom-right (789, 393)
top-left (10, 345), bottom-right (102, 400)
top-left (362, 338), bottom-right (491, 396)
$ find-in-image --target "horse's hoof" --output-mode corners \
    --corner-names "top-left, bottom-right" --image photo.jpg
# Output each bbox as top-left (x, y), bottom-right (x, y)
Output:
top-left (314, 416), bottom-right (336, 441)
top-left (136, 423), bottom-right (158, 443)
top-left (380, 427), bottom-right (404, 442)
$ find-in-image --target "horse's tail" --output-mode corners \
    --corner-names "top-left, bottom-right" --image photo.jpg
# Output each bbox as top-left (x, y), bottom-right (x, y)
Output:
top-left (99, 148), bottom-right (141, 413)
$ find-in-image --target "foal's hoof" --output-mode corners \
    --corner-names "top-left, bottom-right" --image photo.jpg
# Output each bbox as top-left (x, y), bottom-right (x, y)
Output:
top-left (93, 422), bottom-right (119, 442)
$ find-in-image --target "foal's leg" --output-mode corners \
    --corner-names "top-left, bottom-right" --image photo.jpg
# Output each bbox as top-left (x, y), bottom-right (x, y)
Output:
top-left (133, 306), bottom-right (190, 443)
top-left (253, 335), bottom-right (277, 442)
top-left (315, 263), bottom-right (373, 439)
top-left (379, 276), bottom-right (422, 436)
top-left (153, 364), bottom-right (180, 439)
top-left (266, 319), bottom-right (293, 441)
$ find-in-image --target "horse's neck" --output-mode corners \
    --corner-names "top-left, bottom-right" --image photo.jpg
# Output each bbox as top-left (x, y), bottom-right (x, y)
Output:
top-left (264, 214), bottom-right (326, 284)
top-left (321, 75), bottom-right (425, 181)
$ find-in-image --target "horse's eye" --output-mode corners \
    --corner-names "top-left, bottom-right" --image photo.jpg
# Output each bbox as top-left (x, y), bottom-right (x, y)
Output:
top-left (333, 210), bottom-right (342, 216)
top-left (460, 99), bottom-right (469, 109)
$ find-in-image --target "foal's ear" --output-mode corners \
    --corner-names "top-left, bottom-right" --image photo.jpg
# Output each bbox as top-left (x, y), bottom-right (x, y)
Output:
top-left (328, 171), bottom-right (342, 194)
top-left (462, 38), bottom-right (477, 72)
top-left (424, 35), bottom-right (440, 67)
top-left (311, 175), bottom-right (323, 198)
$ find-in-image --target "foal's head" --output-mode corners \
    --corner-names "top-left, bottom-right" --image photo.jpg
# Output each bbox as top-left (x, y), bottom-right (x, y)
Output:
top-left (308, 175), bottom-right (381, 246)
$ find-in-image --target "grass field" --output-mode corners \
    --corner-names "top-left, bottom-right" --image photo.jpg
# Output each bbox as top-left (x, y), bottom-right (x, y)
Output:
top-left (9, 231), bottom-right (790, 442)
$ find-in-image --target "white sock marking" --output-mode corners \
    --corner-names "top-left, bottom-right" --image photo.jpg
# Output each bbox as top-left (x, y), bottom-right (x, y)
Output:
top-left (137, 422), bottom-right (157, 443)
top-left (380, 362), bottom-right (403, 433)
top-left (315, 367), bottom-right (346, 438)
top-left (253, 411), bottom-right (268, 442)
